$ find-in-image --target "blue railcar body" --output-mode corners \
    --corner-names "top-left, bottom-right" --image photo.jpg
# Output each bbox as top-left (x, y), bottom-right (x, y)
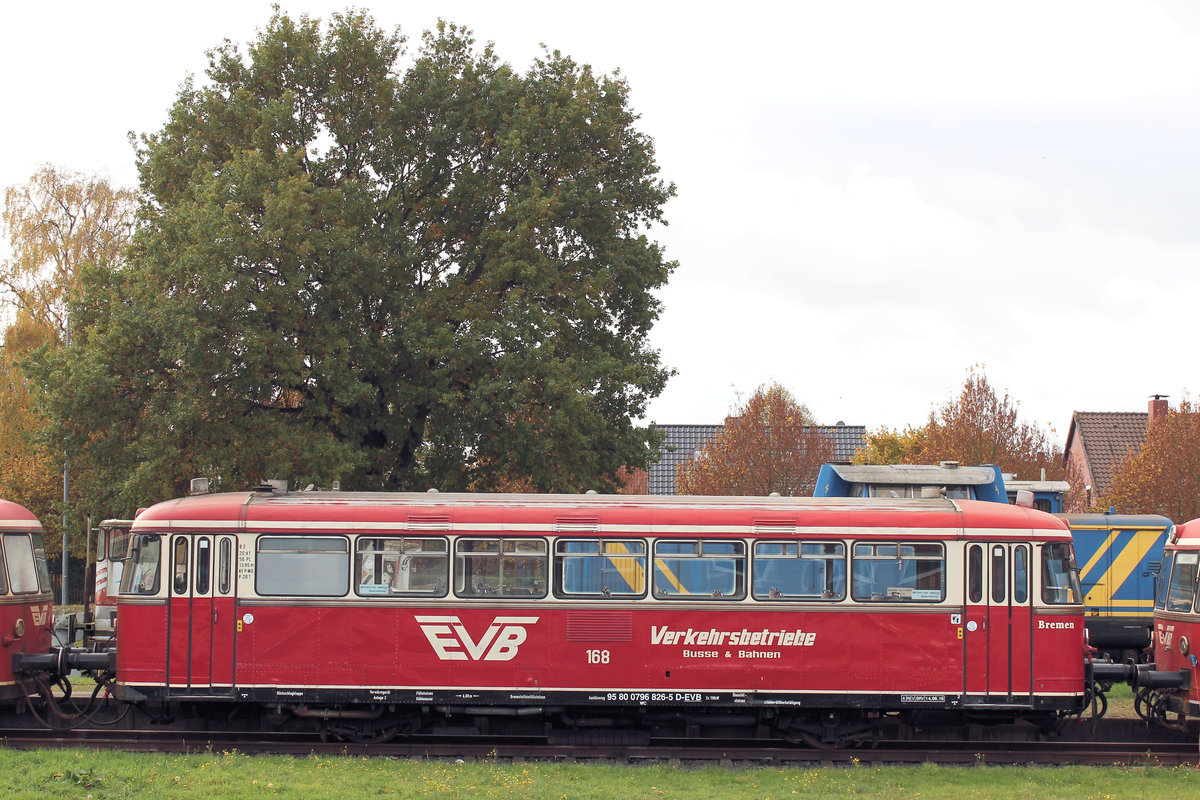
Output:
top-left (1067, 513), bottom-right (1171, 658)
top-left (814, 463), bottom-right (1170, 660)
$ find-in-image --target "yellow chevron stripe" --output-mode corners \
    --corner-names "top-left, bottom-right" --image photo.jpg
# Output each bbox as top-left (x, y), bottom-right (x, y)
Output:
top-left (1096, 599), bottom-right (1155, 608)
top-left (654, 558), bottom-right (688, 595)
top-left (1101, 531), bottom-right (1157, 604)
top-left (604, 542), bottom-right (646, 593)
top-left (1079, 531), bottom-right (1119, 580)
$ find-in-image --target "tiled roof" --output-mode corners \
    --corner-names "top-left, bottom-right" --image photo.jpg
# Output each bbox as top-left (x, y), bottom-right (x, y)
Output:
top-left (647, 425), bottom-right (724, 495)
top-left (815, 424), bottom-right (870, 463)
top-left (647, 423), bottom-right (866, 495)
top-left (1069, 411), bottom-right (1148, 494)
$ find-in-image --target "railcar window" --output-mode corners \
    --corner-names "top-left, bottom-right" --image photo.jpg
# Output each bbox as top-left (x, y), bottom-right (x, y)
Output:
top-left (556, 539), bottom-right (646, 597)
top-left (196, 537), bottom-right (211, 595)
top-left (991, 546), bottom-right (1007, 603)
top-left (967, 545), bottom-right (983, 603)
top-left (851, 542), bottom-right (945, 602)
top-left (653, 540), bottom-right (746, 600)
top-left (108, 530), bottom-right (131, 562)
top-left (456, 538), bottom-right (547, 598)
top-left (752, 541), bottom-right (845, 600)
top-left (1013, 545), bottom-right (1029, 603)
top-left (1166, 552), bottom-right (1200, 612)
top-left (256, 536), bottom-right (349, 597)
top-left (1155, 551), bottom-right (1176, 610)
top-left (172, 537), bottom-right (189, 595)
top-left (218, 538), bottom-right (232, 594)
top-left (1041, 543), bottom-right (1082, 604)
top-left (866, 485), bottom-right (969, 500)
top-left (355, 537), bottom-right (448, 597)
top-left (120, 535), bottom-right (161, 594)
top-left (0, 546), bottom-right (6, 594)
top-left (30, 533), bottom-right (50, 593)
top-left (4, 534), bottom-right (41, 594)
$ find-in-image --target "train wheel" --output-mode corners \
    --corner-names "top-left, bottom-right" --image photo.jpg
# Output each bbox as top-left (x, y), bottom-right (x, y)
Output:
top-left (344, 726), bottom-right (400, 745)
top-left (779, 711), bottom-right (872, 749)
top-left (1083, 682), bottom-right (1108, 720)
top-left (794, 730), bottom-right (849, 750)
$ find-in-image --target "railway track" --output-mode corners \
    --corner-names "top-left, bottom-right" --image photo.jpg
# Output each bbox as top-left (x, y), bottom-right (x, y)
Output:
top-left (3, 727), bottom-right (1196, 766)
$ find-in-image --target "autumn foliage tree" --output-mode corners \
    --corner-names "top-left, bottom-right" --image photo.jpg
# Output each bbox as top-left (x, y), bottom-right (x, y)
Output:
top-left (852, 426), bottom-right (927, 465)
top-left (0, 313), bottom-right (60, 522)
top-left (854, 367), bottom-right (1063, 479)
top-left (0, 166), bottom-right (135, 556)
top-left (1101, 397), bottom-right (1200, 520)
top-left (675, 383), bottom-right (835, 496)
top-left (917, 367), bottom-right (1063, 480)
top-left (1, 165), bottom-right (134, 339)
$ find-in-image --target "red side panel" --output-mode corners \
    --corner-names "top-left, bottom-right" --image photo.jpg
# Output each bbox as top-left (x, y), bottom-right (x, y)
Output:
top-left (233, 605), bottom-right (969, 695)
top-left (0, 599), bottom-right (53, 699)
top-left (1031, 612), bottom-right (1086, 694)
top-left (116, 603), bottom-right (169, 685)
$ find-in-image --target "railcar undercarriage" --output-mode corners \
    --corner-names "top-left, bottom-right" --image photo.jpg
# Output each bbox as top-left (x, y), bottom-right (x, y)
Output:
top-left (89, 697), bottom-right (1080, 750)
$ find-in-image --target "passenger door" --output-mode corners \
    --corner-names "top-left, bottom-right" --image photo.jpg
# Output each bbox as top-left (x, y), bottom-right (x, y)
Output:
top-left (166, 534), bottom-right (237, 696)
top-left (963, 542), bottom-right (1033, 703)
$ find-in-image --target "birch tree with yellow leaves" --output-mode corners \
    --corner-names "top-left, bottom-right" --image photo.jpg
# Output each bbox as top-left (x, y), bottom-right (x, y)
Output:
top-left (0, 165), bottom-right (135, 552)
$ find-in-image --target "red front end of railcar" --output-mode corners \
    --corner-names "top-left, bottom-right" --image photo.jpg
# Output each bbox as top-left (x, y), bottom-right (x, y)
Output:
top-left (1149, 519), bottom-right (1200, 719)
top-left (114, 490), bottom-right (1086, 742)
top-left (0, 499), bottom-right (55, 703)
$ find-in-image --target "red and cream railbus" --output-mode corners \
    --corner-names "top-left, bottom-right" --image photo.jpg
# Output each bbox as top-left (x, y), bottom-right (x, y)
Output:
top-left (1135, 518), bottom-right (1200, 731)
top-left (0, 499), bottom-right (55, 703)
top-left (81, 518), bottom-right (133, 645)
top-left (113, 487), bottom-right (1086, 744)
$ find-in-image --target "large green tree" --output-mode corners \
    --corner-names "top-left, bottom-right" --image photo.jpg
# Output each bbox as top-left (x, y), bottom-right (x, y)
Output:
top-left (30, 10), bottom-right (675, 513)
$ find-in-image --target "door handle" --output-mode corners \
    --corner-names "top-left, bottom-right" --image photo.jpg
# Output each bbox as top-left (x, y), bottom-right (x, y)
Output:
top-left (212, 609), bottom-right (218, 624)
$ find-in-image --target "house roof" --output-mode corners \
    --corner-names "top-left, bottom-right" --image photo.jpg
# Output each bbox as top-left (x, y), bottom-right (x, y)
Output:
top-left (1065, 411), bottom-right (1148, 494)
top-left (647, 424), bottom-right (724, 495)
top-left (647, 422), bottom-right (867, 495)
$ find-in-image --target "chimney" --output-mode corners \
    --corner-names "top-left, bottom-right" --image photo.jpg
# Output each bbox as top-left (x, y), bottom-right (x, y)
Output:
top-left (1149, 394), bottom-right (1169, 428)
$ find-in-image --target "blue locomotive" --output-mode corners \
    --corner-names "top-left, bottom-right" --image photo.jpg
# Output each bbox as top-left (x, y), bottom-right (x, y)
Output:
top-left (814, 462), bottom-right (1170, 661)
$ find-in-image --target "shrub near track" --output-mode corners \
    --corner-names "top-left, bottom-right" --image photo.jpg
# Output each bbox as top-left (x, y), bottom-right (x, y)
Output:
top-left (0, 749), bottom-right (1195, 800)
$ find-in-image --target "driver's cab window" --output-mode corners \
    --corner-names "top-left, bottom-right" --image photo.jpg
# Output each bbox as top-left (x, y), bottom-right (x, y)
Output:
top-left (120, 535), bottom-right (162, 595)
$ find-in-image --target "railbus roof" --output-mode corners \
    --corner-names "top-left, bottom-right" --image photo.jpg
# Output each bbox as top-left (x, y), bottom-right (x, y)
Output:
top-left (0, 499), bottom-right (42, 532)
top-left (130, 490), bottom-right (1071, 539)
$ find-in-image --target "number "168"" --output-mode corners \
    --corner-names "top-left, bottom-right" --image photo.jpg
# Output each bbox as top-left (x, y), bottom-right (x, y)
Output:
top-left (586, 649), bottom-right (611, 664)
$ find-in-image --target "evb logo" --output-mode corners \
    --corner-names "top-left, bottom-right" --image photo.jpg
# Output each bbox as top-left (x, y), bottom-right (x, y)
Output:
top-left (30, 603), bottom-right (50, 628)
top-left (416, 615), bottom-right (539, 661)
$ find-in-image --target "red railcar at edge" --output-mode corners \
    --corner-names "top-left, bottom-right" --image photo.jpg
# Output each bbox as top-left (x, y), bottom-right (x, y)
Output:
top-left (113, 488), bottom-right (1087, 744)
top-left (0, 499), bottom-right (55, 703)
top-left (1138, 518), bottom-right (1200, 730)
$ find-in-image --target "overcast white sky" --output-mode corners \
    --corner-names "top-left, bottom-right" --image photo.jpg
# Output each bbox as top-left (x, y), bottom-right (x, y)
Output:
top-left (3, 0), bottom-right (1198, 447)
